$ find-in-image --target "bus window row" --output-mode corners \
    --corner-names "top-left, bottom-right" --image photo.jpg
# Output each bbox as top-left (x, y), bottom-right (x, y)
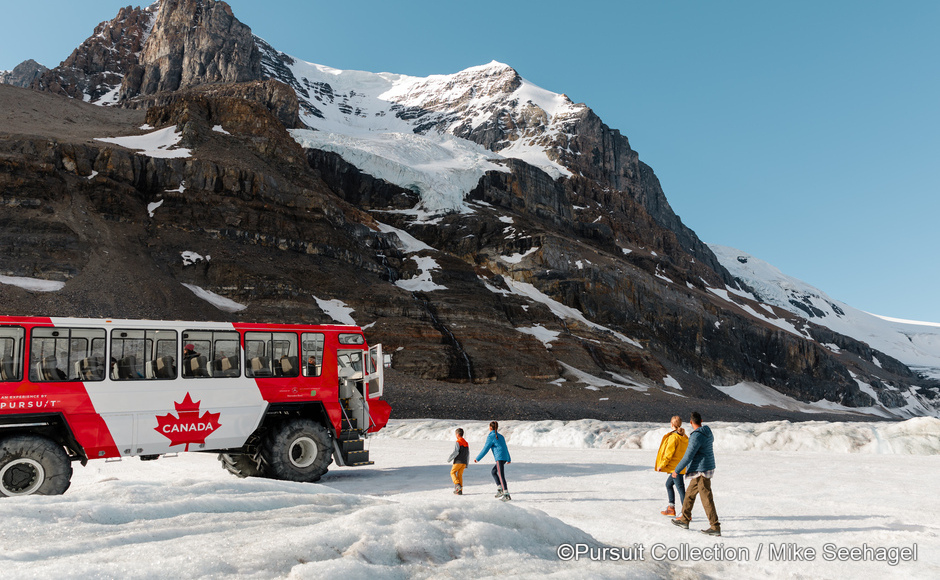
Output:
top-left (0, 325), bottom-right (327, 383)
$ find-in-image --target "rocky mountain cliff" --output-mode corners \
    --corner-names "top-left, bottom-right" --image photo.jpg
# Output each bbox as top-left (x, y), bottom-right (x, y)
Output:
top-left (31, 3), bottom-right (159, 103)
top-left (119, 0), bottom-right (261, 100)
top-left (2, 0), bottom-right (937, 420)
top-left (0, 59), bottom-right (48, 88)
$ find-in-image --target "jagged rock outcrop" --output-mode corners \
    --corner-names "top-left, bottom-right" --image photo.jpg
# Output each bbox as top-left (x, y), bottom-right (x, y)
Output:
top-left (120, 0), bottom-right (262, 100)
top-left (0, 59), bottom-right (49, 88)
top-left (30, 0), bottom-right (263, 106)
top-left (31, 4), bottom-right (159, 102)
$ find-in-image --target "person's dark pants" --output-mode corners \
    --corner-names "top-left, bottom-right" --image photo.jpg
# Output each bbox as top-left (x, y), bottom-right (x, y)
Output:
top-left (491, 461), bottom-right (509, 491)
top-left (679, 475), bottom-right (720, 530)
top-left (666, 472), bottom-right (685, 506)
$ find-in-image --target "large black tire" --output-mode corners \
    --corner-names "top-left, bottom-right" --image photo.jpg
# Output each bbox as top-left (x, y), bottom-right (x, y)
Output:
top-left (218, 452), bottom-right (266, 478)
top-left (0, 435), bottom-right (72, 497)
top-left (260, 419), bottom-right (332, 483)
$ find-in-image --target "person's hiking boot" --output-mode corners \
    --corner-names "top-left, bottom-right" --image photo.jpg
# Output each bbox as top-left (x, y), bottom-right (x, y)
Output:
top-left (500, 493), bottom-right (512, 502)
top-left (701, 527), bottom-right (721, 537)
top-left (671, 518), bottom-right (690, 529)
top-left (495, 488), bottom-right (505, 499)
top-left (454, 485), bottom-right (462, 495)
top-left (661, 505), bottom-right (676, 516)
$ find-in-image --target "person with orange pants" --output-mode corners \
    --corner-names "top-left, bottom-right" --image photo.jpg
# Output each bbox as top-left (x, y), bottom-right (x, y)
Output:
top-left (447, 428), bottom-right (469, 495)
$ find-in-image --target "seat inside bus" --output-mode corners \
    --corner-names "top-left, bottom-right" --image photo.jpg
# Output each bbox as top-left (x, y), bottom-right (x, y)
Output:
top-left (275, 356), bottom-right (298, 377)
top-left (184, 355), bottom-right (210, 377)
top-left (248, 356), bottom-right (272, 377)
top-left (117, 356), bottom-right (139, 379)
top-left (145, 356), bottom-right (176, 379)
top-left (39, 356), bottom-right (66, 381)
top-left (211, 355), bottom-right (240, 377)
top-left (74, 357), bottom-right (104, 381)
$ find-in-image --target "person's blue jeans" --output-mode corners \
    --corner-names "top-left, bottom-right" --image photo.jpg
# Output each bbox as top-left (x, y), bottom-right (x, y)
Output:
top-left (666, 472), bottom-right (685, 506)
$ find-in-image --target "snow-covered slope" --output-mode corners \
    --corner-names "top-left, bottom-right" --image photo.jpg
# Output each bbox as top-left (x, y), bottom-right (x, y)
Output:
top-left (710, 244), bottom-right (940, 380)
top-left (258, 39), bottom-right (584, 212)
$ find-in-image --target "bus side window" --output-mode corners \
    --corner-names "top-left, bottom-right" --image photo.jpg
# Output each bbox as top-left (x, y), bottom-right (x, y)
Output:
top-left (30, 327), bottom-right (106, 382)
top-left (245, 332), bottom-right (297, 378)
top-left (112, 329), bottom-right (177, 380)
top-left (182, 331), bottom-right (239, 379)
top-left (245, 339), bottom-right (268, 377)
top-left (0, 326), bottom-right (25, 382)
top-left (302, 333), bottom-right (324, 377)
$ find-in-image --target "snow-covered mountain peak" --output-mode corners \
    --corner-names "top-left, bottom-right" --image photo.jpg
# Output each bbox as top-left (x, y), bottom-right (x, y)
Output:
top-left (256, 37), bottom-right (585, 212)
top-left (380, 63), bottom-right (522, 120)
top-left (711, 244), bottom-right (940, 382)
top-left (710, 244), bottom-right (843, 320)
top-left (462, 59), bottom-right (515, 73)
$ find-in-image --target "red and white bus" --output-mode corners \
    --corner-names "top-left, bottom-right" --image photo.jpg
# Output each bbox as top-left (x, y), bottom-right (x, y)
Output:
top-left (0, 315), bottom-right (391, 496)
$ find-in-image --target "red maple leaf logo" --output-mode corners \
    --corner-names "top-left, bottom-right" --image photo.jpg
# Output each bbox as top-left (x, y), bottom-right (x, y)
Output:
top-left (154, 393), bottom-right (222, 451)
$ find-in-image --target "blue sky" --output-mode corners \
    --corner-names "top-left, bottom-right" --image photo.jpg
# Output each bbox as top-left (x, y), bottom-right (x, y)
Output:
top-left (3, 1), bottom-right (938, 322)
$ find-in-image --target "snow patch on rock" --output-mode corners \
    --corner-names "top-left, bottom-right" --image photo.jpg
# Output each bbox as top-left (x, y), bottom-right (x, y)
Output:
top-left (182, 283), bottom-right (246, 313)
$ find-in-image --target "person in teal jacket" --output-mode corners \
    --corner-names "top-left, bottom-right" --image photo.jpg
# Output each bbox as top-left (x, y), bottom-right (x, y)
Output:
top-left (474, 421), bottom-right (512, 501)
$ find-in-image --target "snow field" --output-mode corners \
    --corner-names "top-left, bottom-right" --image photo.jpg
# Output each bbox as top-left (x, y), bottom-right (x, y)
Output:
top-left (289, 129), bottom-right (506, 213)
top-left (2, 455), bottom-right (652, 579)
top-left (2, 419), bottom-right (937, 579)
top-left (275, 54), bottom-right (583, 214)
top-left (713, 381), bottom-right (901, 419)
top-left (394, 256), bottom-right (447, 293)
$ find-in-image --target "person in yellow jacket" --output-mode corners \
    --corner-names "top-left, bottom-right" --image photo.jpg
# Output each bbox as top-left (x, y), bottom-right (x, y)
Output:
top-left (654, 415), bottom-right (688, 516)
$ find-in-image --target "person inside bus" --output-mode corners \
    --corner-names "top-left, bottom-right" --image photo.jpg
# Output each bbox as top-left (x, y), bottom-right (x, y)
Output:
top-left (306, 355), bottom-right (317, 376)
top-left (183, 344), bottom-right (200, 362)
top-left (183, 344), bottom-right (200, 376)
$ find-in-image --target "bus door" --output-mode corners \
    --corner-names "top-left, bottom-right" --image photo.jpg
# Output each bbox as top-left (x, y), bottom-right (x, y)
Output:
top-left (336, 350), bottom-right (367, 432)
top-left (365, 344), bottom-right (383, 400)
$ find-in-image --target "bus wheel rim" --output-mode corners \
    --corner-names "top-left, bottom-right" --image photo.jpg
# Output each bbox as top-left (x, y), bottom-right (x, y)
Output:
top-left (288, 437), bottom-right (317, 468)
top-left (0, 458), bottom-right (45, 496)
